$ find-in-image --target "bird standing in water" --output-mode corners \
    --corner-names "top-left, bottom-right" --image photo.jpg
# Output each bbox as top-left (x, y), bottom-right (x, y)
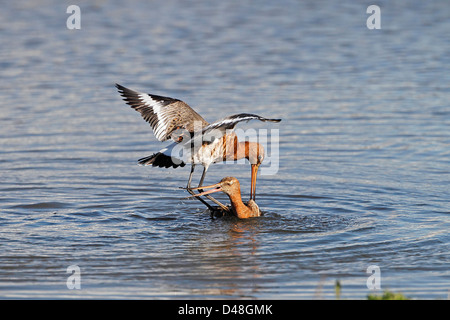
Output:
top-left (189, 177), bottom-right (262, 219)
top-left (116, 84), bottom-right (281, 211)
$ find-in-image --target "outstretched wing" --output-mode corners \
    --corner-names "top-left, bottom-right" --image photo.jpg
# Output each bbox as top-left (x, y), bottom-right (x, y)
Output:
top-left (116, 84), bottom-right (209, 142)
top-left (203, 113), bottom-right (281, 133)
top-left (200, 113), bottom-right (282, 144)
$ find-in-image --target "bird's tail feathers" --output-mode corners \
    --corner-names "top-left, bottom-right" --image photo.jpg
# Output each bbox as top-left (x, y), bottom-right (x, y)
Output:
top-left (138, 153), bottom-right (185, 169)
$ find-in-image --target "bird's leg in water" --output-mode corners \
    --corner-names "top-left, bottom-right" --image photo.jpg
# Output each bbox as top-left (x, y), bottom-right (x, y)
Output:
top-left (185, 165), bottom-right (215, 211)
top-left (197, 167), bottom-right (230, 214)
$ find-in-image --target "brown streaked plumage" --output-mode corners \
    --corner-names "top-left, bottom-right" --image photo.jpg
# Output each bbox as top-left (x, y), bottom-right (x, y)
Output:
top-left (115, 84), bottom-right (208, 141)
top-left (116, 83), bottom-right (281, 211)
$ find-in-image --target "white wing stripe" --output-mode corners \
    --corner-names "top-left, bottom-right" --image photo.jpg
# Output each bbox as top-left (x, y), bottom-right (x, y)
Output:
top-left (139, 93), bottom-right (163, 112)
top-left (156, 115), bottom-right (169, 138)
top-left (138, 93), bottom-right (170, 140)
top-left (154, 122), bottom-right (167, 140)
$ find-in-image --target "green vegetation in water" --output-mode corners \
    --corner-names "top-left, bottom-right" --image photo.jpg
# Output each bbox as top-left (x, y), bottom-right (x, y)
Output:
top-left (333, 281), bottom-right (410, 300)
top-left (334, 280), bottom-right (342, 300)
top-left (367, 291), bottom-right (410, 300)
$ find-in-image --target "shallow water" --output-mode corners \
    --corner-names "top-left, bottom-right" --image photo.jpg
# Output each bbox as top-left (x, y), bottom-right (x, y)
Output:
top-left (0, 0), bottom-right (449, 299)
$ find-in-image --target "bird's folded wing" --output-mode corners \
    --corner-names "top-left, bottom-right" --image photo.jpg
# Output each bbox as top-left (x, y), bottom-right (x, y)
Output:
top-left (116, 84), bottom-right (209, 142)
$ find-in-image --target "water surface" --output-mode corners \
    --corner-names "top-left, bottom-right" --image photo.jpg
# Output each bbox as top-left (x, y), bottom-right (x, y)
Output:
top-left (0, 0), bottom-right (449, 299)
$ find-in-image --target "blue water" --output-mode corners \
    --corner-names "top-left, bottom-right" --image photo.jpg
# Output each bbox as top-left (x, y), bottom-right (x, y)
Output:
top-left (0, 0), bottom-right (449, 299)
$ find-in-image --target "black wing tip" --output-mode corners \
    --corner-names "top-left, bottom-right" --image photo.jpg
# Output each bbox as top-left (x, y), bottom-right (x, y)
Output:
top-left (115, 83), bottom-right (136, 95)
top-left (115, 83), bottom-right (128, 93)
top-left (116, 83), bottom-right (180, 105)
top-left (115, 84), bottom-right (145, 109)
top-left (115, 83), bottom-right (135, 100)
top-left (137, 153), bottom-right (185, 169)
top-left (257, 115), bottom-right (282, 122)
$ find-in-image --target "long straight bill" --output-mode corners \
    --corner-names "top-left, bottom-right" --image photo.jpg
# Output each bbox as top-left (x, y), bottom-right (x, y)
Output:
top-left (189, 182), bottom-right (221, 191)
top-left (250, 164), bottom-right (259, 201)
top-left (186, 182), bottom-right (222, 198)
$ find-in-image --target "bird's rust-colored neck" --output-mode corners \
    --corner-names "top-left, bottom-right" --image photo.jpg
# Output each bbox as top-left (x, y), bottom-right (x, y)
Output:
top-left (228, 189), bottom-right (251, 219)
top-left (242, 141), bottom-right (263, 163)
top-left (222, 134), bottom-right (245, 161)
top-left (226, 184), bottom-right (260, 219)
top-left (223, 135), bottom-right (262, 163)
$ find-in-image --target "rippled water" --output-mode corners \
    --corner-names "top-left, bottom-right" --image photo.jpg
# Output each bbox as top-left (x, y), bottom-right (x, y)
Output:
top-left (1, 0), bottom-right (449, 299)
